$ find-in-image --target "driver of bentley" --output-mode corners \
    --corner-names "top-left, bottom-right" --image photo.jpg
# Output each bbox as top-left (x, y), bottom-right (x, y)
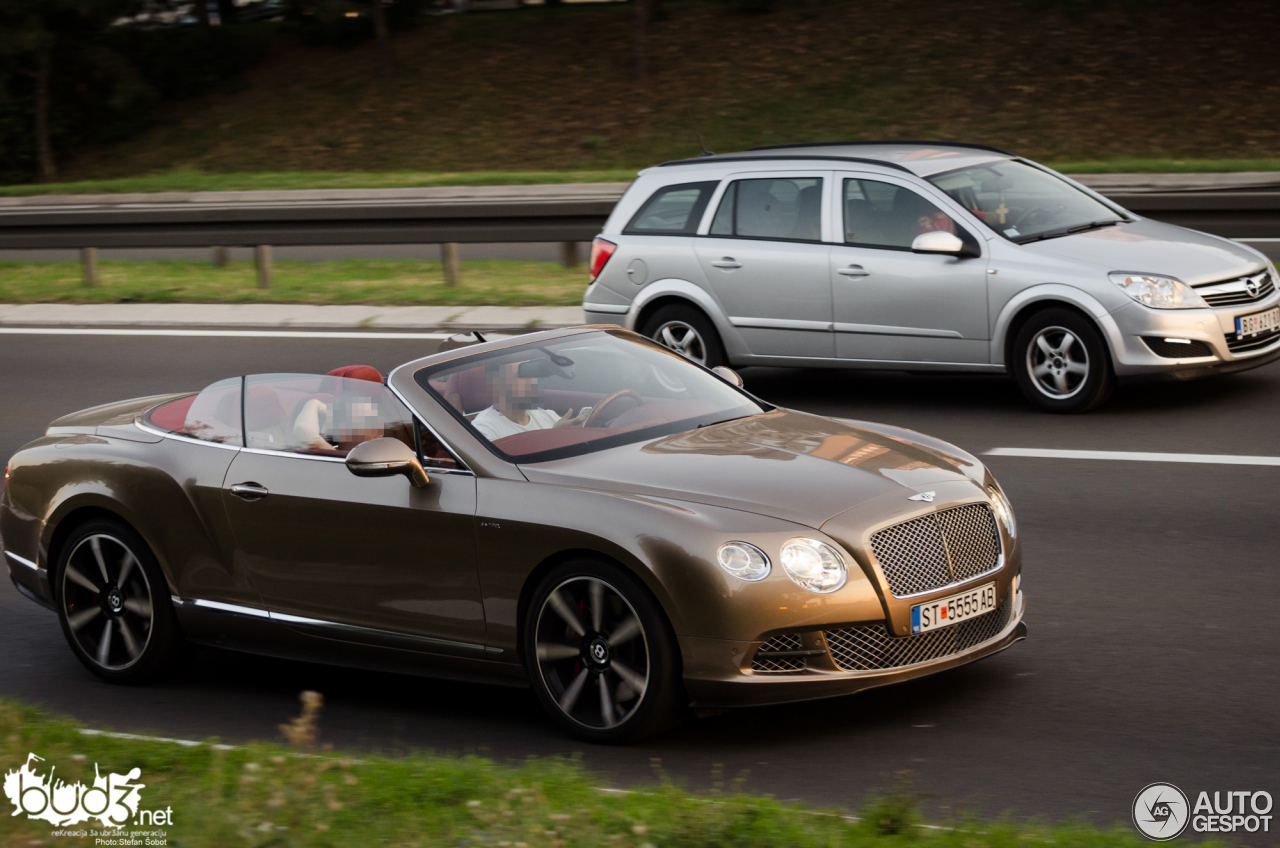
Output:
top-left (472, 360), bottom-right (587, 441)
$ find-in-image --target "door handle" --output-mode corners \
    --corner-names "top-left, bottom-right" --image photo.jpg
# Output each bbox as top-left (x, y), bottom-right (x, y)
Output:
top-left (710, 258), bottom-right (742, 269)
top-left (229, 483), bottom-right (270, 501)
top-left (838, 265), bottom-right (870, 277)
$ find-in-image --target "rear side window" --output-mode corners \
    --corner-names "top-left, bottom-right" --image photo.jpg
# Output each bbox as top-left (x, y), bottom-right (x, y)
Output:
top-left (623, 181), bottom-right (718, 235)
top-left (243, 373), bottom-right (415, 458)
top-left (707, 177), bottom-right (823, 242)
top-left (146, 378), bottom-right (242, 445)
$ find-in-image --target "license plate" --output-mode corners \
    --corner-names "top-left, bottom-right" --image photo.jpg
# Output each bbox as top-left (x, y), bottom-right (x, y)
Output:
top-left (912, 582), bottom-right (997, 634)
top-left (1236, 307), bottom-right (1280, 337)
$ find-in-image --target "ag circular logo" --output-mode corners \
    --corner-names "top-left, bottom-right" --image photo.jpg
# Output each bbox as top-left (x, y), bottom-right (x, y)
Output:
top-left (1134, 783), bottom-right (1190, 840)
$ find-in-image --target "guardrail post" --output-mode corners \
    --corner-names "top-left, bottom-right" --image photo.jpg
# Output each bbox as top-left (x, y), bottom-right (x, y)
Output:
top-left (255, 245), bottom-right (272, 289)
top-left (442, 242), bottom-right (460, 287)
top-left (560, 241), bottom-right (579, 268)
top-left (212, 246), bottom-right (228, 268)
top-left (81, 247), bottom-right (98, 288)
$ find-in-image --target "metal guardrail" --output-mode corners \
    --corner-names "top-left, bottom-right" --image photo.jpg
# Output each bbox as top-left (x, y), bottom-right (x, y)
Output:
top-left (1, 184), bottom-right (1279, 251)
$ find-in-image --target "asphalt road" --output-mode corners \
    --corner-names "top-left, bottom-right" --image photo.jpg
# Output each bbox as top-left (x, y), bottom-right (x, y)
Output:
top-left (2, 333), bottom-right (1278, 839)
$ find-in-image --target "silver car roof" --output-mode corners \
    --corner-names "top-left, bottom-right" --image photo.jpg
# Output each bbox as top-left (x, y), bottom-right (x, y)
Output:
top-left (659, 141), bottom-right (1014, 178)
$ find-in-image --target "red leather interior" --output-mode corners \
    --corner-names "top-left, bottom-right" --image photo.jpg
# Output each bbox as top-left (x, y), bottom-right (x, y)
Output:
top-left (149, 395), bottom-right (196, 432)
top-left (444, 367), bottom-right (493, 412)
top-left (326, 365), bottom-right (383, 383)
top-left (493, 422), bottom-right (646, 457)
top-left (245, 385), bottom-right (288, 431)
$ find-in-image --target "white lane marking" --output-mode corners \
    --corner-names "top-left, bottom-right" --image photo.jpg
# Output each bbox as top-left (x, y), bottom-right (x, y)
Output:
top-left (0, 327), bottom-right (452, 340)
top-left (985, 447), bottom-right (1280, 466)
top-left (80, 728), bottom-right (236, 750)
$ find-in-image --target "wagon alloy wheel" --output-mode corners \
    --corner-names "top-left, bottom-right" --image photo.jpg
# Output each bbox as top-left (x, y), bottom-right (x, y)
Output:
top-left (62, 534), bottom-right (154, 671)
top-left (1026, 325), bottom-right (1089, 399)
top-left (654, 321), bottom-right (708, 366)
top-left (534, 576), bottom-right (650, 731)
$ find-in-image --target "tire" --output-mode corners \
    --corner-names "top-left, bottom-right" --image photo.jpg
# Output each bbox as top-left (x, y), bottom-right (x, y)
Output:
top-left (1011, 308), bottom-right (1115, 413)
top-left (54, 518), bottom-right (183, 684)
top-left (523, 559), bottom-right (684, 743)
top-left (640, 304), bottom-right (726, 369)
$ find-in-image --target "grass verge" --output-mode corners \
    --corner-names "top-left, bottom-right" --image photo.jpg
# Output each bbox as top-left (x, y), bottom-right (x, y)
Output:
top-left (0, 259), bottom-right (588, 307)
top-left (0, 697), bottom-right (1184, 848)
top-left (4, 160), bottom-right (1280, 197)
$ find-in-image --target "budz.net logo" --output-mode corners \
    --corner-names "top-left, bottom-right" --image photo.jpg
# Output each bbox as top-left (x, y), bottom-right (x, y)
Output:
top-left (4, 753), bottom-right (144, 828)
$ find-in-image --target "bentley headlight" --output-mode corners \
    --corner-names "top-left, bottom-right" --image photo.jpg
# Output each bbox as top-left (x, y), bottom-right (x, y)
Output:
top-left (717, 542), bottom-right (770, 581)
top-left (1110, 272), bottom-right (1207, 309)
top-left (780, 538), bottom-right (847, 593)
top-left (986, 485), bottom-right (1016, 537)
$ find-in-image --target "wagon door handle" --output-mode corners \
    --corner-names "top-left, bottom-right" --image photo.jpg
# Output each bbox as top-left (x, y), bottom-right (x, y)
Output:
top-left (838, 265), bottom-right (870, 277)
top-left (710, 258), bottom-right (742, 269)
top-left (229, 483), bottom-right (270, 501)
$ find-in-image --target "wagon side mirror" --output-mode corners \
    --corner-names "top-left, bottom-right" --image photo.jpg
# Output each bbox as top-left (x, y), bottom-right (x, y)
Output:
top-left (345, 438), bottom-right (430, 488)
top-left (712, 366), bottom-right (744, 388)
top-left (911, 231), bottom-right (967, 255)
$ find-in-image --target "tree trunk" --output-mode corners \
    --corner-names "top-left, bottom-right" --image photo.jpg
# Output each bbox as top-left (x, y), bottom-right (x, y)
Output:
top-left (634, 0), bottom-right (649, 82)
top-left (194, 0), bottom-right (210, 28)
top-left (215, 0), bottom-right (237, 24)
top-left (371, 0), bottom-right (391, 78)
top-left (33, 46), bottom-right (55, 183)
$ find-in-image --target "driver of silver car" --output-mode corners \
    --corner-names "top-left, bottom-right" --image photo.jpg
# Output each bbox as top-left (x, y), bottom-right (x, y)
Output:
top-left (472, 360), bottom-right (587, 441)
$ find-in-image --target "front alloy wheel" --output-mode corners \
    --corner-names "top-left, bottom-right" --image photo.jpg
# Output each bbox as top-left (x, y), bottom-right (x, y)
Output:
top-left (1026, 326), bottom-right (1089, 399)
top-left (1012, 308), bottom-right (1114, 413)
top-left (525, 561), bottom-right (682, 742)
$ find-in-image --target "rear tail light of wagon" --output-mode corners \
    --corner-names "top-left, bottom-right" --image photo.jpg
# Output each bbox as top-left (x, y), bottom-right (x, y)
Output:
top-left (589, 237), bottom-right (617, 283)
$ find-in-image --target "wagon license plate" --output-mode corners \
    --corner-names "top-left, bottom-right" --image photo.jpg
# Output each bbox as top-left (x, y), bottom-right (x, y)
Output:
top-left (1236, 307), bottom-right (1280, 337)
top-left (911, 583), bottom-right (997, 635)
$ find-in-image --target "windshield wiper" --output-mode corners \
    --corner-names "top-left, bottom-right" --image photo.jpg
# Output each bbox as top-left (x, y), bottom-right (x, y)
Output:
top-left (1015, 218), bottom-right (1122, 245)
top-left (696, 414), bottom-right (752, 429)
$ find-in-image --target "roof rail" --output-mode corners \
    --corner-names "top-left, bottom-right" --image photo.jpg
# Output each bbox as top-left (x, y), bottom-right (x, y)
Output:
top-left (746, 140), bottom-right (1015, 156)
top-left (658, 154), bottom-right (913, 173)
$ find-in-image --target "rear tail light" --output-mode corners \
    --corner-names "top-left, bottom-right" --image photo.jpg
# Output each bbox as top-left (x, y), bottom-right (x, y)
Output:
top-left (589, 237), bottom-right (617, 283)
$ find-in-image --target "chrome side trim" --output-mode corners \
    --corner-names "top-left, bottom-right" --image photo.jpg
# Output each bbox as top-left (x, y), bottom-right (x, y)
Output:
top-left (833, 322), bottom-right (965, 339)
top-left (729, 316), bottom-right (833, 332)
top-left (173, 595), bottom-right (491, 653)
top-left (239, 446), bottom-right (346, 463)
top-left (134, 419), bottom-right (242, 451)
top-left (582, 302), bottom-right (631, 314)
top-left (4, 550), bottom-right (41, 572)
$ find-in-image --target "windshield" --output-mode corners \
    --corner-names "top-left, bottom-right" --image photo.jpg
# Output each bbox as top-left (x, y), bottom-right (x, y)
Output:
top-left (415, 330), bottom-right (768, 463)
top-left (926, 159), bottom-right (1124, 243)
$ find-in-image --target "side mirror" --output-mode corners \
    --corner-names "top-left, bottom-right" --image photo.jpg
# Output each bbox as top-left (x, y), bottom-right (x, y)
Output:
top-left (911, 231), bottom-right (967, 255)
top-left (712, 366), bottom-right (744, 388)
top-left (345, 438), bottom-right (430, 488)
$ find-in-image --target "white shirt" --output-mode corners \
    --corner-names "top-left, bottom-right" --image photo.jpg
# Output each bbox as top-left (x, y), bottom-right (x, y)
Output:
top-left (472, 406), bottom-right (561, 441)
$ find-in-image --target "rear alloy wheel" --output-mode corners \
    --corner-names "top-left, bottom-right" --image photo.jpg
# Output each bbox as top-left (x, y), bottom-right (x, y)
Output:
top-left (641, 304), bottom-right (726, 369)
top-left (55, 519), bottom-right (182, 684)
top-left (1012, 308), bottom-right (1114, 413)
top-left (525, 561), bottom-right (682, 743)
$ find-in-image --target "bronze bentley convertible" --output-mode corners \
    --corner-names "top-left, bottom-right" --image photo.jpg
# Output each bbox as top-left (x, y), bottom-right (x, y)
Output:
top-left (0, 327), bottom-right (1025, 742)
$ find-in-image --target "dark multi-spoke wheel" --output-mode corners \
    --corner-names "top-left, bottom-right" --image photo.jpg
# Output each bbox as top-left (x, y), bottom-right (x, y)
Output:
top-left (55, 519), bottom-right (182, 683)
top-left (1012, 308), bottom-right (1114, 413)
top-left (525, 561), bottom-right (682, 742)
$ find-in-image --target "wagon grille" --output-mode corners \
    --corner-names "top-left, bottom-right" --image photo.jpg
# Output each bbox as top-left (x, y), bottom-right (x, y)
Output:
top-left (751, 633), bottom-right (806, 673)
top-left (1226, 324), bottom-right (1280, 354)
top-left (870, 503), bottom-right (1002, 598)
top-left (824, 596), bottom-right (1014, 672)
top-left (1195, 271), bottom-right (1274, 307)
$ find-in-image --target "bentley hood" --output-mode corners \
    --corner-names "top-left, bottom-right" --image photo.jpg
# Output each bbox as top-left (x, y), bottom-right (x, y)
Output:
top-left (518, 409), bottom-right (987, 527)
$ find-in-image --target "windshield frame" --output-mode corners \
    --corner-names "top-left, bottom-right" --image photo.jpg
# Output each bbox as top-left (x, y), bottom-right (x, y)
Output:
top-left (925, 158), bottom-right (1130, 244)
top-left (413, 330), bottom-right (772, 465)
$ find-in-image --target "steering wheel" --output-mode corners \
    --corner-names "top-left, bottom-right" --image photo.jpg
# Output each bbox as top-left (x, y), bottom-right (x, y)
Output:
top-left (583, 389), bottom-right (643, 428)
top-left (1011, 203), bottom-right (1065, 232)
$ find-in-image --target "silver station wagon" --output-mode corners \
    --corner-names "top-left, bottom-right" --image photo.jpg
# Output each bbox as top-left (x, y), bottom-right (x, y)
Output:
top-left (582, 142), bottom-right (1280, 412)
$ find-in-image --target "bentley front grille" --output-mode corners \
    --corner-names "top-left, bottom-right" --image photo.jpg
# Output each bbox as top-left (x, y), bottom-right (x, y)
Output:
top-left (824, 596), bottom-right (1014, 672)
top-left (750, 632), bottom-right (807, 673)
top-left (870, 503), bottom-right (1002, 597)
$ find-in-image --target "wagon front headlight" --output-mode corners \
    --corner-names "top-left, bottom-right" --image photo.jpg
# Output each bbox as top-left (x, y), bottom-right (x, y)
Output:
top-left (717, 542), bottom-right (771, 582)
top-left (1109, 272), bottom-right (1207, 309)
top-left (986, 485), bottom-right (1016, 538)
top-left (780, 538), bottom-right (847, 593)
